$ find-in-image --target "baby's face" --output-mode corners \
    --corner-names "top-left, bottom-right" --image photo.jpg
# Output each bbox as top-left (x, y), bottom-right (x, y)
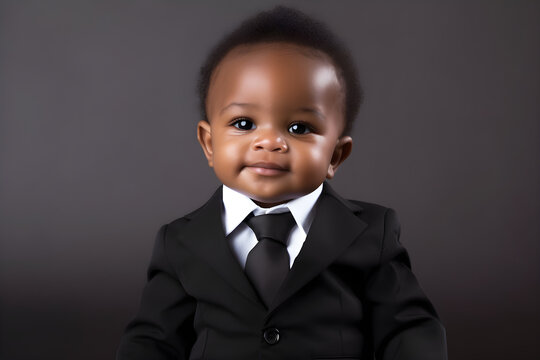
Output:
top-left (198, 42), bottom-right (352, 207)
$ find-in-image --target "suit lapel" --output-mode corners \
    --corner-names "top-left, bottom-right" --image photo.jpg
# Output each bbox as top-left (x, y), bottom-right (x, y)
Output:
top-left (267, 182), bottom-right (368, 314)
top-left (175, 182), bottom-right (368, 313)
top-left (177, 186), bottom-right (262, 306)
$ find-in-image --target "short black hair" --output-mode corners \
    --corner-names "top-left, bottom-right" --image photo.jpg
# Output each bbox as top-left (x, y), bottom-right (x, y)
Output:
top-left (197, 5), bottom-right (362, 136)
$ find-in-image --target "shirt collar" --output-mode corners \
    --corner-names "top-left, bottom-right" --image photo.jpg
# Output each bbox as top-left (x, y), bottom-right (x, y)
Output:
top-left (222, 183), bottom-right (323, 237)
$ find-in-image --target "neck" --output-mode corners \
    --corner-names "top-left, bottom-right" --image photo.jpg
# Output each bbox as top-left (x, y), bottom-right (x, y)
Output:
top-left (252, 198), bottom-right (291, 208)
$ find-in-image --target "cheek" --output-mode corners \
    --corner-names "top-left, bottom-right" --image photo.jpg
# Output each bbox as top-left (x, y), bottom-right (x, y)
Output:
top-left (293, 141), bottom-right (333, 175)
top-left (213, 136), bottom-right (246, 169)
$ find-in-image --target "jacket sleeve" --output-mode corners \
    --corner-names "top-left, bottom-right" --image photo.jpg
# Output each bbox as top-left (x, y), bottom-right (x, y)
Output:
top-left (365, 208), bottom-right (448, 360)
top-left (116, 224), bottom-right (197, 360)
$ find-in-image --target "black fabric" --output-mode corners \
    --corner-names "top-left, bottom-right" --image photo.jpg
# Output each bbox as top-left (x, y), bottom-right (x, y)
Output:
top-left (117, 182), bottom-right (448, 360)
top-left (244, 212), bottom-right (295, 307)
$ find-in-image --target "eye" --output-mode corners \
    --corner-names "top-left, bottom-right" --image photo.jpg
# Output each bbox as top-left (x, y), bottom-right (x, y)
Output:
top-left (232, 118), bottom-right (255, 130)
top-left (288, 123), bottom-right (311, 135)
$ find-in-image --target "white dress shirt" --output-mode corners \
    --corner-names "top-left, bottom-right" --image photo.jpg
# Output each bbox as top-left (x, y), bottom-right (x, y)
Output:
top-left (221, 183), bottom-right (323, 269)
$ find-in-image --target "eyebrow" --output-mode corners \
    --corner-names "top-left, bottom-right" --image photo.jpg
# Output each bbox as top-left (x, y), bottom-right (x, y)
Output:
top-left (220, 102), bottom-right (325, 119)
top-left (220, 102), bottom-right (259, 115)
top-left (297, 107), bottom-right (325, 120)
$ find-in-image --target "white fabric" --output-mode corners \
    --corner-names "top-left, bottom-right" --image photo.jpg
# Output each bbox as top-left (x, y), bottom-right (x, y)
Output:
top-left (221, 183), bottom-right (323, 269)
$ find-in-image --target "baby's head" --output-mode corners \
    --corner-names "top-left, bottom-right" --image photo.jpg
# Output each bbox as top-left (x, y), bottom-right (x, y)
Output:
top-left (196, 6), bottom-right (362, 207)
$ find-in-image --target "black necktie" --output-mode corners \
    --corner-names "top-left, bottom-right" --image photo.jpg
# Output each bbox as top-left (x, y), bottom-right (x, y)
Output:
top-left (244, 211), bottom-right (296, 307)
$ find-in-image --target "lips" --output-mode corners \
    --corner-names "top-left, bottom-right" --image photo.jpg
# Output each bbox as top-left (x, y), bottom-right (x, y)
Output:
top-left (248, 162), bottom-right (287, 170)
top-left (244, 161), bottom-right (289, 175)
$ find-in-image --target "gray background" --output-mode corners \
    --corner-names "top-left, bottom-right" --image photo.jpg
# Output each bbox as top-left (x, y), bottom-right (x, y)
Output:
top-left (1, 1), bottom-right (539, 359)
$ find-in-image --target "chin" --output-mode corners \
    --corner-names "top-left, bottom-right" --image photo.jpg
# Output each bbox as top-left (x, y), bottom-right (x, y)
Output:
top-left (251, 187), bottom-right (311, 206)
top-left (250, 197), bottom-right (293, 208)
top-left (248, 191), bottom-right (289, 204)
top-left (240, 186), bottom-right (291, 205)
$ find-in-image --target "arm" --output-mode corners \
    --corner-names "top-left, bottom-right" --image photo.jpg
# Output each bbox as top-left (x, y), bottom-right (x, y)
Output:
top-left (116, 224), bottom-right (197, 360)
top-left (366, 208), bottom-right (448, 360)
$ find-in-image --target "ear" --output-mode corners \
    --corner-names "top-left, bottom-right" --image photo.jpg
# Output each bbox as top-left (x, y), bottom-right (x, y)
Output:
top-left (197, 120), bottom-right (214, 167)
top-left (326, 136), bottom-right (353, 179)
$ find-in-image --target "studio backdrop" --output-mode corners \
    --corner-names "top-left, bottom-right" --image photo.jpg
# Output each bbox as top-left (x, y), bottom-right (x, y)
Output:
top-left (1, 1), bottom-right (539, 359)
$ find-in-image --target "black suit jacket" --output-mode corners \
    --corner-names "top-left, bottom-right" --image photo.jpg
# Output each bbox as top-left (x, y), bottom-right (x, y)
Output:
top-left (117, 182), bottom-right (447, 360)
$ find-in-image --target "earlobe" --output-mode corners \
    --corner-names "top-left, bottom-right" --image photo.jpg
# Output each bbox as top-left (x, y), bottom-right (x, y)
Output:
top-left (197, 120), bottom-right (214, 167)
top-left (326, 136), bottom-right (353, 179)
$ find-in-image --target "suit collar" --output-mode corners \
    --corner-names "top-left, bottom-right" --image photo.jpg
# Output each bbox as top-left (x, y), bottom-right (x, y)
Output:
top-left (177, 182), bottom-right (368, 313)
top-left (221, 183), bottom-right (324, 237)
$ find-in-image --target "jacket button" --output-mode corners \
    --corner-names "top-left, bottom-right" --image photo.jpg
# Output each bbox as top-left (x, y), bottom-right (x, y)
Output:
top-left (263, 328), bottom-right (280, 345)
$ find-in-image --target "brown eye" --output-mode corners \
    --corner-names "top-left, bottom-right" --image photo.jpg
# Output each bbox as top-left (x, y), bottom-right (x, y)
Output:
top-left (232, 118), bottom-right (255, 130)
top-left (288, 123), bottom-right (311, 134)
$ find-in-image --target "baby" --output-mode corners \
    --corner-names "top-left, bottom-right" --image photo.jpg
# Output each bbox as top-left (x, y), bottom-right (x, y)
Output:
top-left (117, 6), bottom-right (447, 360)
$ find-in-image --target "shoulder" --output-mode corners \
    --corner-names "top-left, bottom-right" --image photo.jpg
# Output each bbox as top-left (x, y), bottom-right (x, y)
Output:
top-left (351, 197), bottom-right (399, 217)
top-left (345, 199), bottom-right (401, 242)
top-left (347, 198), bottom-right (389, 214)
top-left (160, 186), bottom-right (223, 235)
top-left (321, 182), bottom-right (398, 224)
top-left (164, 201), bottom-right (208, 232)
top-left (336, 194), bottom-right (401, 237)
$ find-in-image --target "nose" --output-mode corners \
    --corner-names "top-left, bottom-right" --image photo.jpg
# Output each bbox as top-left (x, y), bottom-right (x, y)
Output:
top-left (252, 127), bottom-right (288, 152)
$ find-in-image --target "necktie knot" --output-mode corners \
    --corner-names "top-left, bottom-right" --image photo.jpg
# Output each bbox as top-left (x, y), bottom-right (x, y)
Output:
top-left (245, 211), bottom-right (296, 246)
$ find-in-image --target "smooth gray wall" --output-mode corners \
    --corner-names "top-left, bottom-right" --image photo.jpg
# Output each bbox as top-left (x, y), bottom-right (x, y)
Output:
top-left (1, 1), bottom-right (539, 359)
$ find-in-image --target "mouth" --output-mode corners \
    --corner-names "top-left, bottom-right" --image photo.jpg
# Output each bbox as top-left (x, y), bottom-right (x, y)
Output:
top-left (244, 162), bottom-right (289, 176)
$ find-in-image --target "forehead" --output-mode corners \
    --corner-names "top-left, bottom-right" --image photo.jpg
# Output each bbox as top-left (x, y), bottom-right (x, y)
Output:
top-left (207, 42), bottom-right (344, 119)
top-left (210, 42), bottom-right (337, 87)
